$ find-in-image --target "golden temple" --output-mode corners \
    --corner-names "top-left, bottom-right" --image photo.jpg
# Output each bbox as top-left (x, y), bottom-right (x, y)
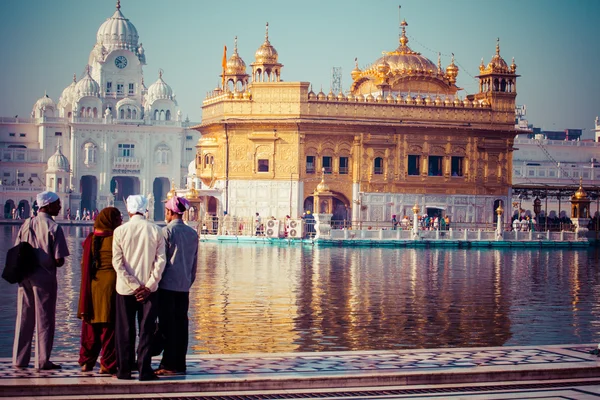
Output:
top-left (194, 19), bottom-right (519, 225)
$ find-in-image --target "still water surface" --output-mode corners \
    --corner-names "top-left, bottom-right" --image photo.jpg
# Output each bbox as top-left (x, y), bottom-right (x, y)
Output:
top-left (1, 225), bottom-right (600, 357)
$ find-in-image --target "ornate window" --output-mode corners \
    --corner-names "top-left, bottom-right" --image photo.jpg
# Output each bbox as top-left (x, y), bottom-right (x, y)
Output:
top-left (451, 156), bottom-right (464, 177)
top-left (118, 143), bottom-right (135, 158)
top-left (374, 157), bottom-right (384, 175)
top-left (322, 156), bottom-right (332, 174)
top-left (84, 142), bottom-right (97, 166)
top-left (306, 156), bottom-right (316, 174)
top-left (258, 159), bottom-right (269, 172)
top-left (428, 156), bottom-right (443, 176)
top-left (339, 157), bottom-right (349, 174)
top-left (408, 155), bottom-right (420, 176)
top-left (155, 144), bottom-right (170, 165)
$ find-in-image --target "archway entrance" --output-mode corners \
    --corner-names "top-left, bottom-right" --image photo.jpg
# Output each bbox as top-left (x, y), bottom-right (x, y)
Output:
top-left (80, 175), bottom-right (98, 212)
top-left (304, 195), bottom-right (350, 226)
top-left (110, 176), bottom-right (140, 202)
top-left (4, 200), bottom-right (15, 219)
top-left (426, 207), bottom-right (445, 218)
top-left (153, 177), bottom-right (170, 221)
top-left (17, 200), bottom-right (30, 219)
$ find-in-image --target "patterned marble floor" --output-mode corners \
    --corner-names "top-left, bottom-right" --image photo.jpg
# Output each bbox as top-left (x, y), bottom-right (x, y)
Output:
top-left (0, 345), bottom-right (594, 379)
top-left (1, 344), bottom-right (599, 398)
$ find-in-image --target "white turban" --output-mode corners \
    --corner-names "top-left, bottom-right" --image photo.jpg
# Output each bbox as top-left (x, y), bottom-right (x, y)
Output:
top-left (37, 191), bottom-right (59, 208)
top-left (126, 195), bottom-right (148, 215)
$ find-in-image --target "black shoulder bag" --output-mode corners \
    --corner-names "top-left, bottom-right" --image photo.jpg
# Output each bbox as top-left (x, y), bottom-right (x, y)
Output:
top-left (2, 218), bottom-right (38, 284)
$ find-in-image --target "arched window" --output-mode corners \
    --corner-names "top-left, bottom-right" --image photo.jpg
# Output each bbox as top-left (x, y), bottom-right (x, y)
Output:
top-left (165, 110), bottom-right (171, 121)
top-left (120, 109), bottom-right (125, 119)
top-left (155, 144), bottom-right (170, 165)
top-left (84, 142), bottom-right (97, 166)
top-left (374, 157), bottom-right (383, 175)
top-left (204, 154), bottom-right (214, 168)
top-left (154, 109), bottom-right (159, 120)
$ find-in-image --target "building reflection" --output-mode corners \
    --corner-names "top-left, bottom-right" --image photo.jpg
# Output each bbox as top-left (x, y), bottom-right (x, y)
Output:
top-left (2, 226), bottom-right (600, 357)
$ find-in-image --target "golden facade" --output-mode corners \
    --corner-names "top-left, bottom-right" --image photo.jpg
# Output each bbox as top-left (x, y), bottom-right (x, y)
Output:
top-left (194, 20), bottom-right (519, 224)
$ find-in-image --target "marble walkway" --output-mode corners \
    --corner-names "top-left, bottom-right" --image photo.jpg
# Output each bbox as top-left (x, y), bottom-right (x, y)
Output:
top-left (2, 344), bottom-right (600, 399)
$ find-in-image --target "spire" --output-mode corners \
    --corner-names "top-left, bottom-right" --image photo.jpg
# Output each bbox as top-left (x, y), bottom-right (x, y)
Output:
top-left (265, 22), bottom-right (269, 42)
top-left (72, 73), bottom-right (76, 83)
top-left (159, 68), bottom-right (163, 79)
top-left (496, 37), bottom-right (500, 56)
top-left (116, 0), bottom-right (121, 10)
top-left (234, 36), bottom-right (238, 54)
top-left (437, 52), bottom-right (441, 71)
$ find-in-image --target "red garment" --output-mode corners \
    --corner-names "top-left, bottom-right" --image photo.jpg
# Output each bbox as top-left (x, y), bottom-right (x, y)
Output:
top-left (78, 320), bottom-right (116, 372)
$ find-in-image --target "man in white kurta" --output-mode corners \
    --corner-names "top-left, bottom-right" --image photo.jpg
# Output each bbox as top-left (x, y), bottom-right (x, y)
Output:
top-left (112, 195), bottom-right (166, 381)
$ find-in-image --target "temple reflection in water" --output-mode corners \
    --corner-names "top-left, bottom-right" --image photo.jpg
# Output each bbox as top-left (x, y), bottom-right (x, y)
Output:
top-left (1, 226), bottom-right (600, 356)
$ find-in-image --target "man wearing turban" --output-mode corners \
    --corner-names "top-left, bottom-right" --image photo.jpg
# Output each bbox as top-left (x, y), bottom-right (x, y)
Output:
top-left (13, 191), bottom-right (70, 371)
top-left (112, 195), bottom-right (166, 381)
top-left (155, 196), bottom-right (198, 375)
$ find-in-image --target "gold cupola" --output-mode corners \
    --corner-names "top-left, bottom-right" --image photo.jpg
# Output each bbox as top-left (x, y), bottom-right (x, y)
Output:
top-left (445, 53), bottom-right (459, 85)
top-left (166, 180), bottom-right (177, 200)
top-left (251, 22), bottom-right (283, 83)
top-left (350, 18), bottom-right (458, 96)
top-left (222, 36), bottom-right (249, 92)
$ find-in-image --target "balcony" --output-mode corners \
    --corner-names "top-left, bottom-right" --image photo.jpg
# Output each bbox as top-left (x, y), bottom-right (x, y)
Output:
top-left (1, 149), bottom-right (44, 163)
top-left (112, 157), bottom-right (142, 174)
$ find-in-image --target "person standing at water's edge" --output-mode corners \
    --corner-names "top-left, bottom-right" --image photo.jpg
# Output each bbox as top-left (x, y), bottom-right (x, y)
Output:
top-left (77, 207), bottom-right (122, 374)
top-left (156, 196), bottom-right (198, 375)
top-left (112, 195), bottom-right (166, 381)
top-left (13, 191), bottom-right (70, 370)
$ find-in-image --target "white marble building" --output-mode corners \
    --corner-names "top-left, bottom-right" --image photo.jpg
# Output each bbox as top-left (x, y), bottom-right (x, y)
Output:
top-left (0, 2), bottom-right (199, 220)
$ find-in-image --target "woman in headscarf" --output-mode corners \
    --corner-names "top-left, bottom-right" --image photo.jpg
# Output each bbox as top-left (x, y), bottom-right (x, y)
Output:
top-left (77, 207), bottom-right (122, 373)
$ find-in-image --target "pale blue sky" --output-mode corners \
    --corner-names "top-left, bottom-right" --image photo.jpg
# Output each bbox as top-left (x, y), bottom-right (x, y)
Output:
top-left (1, 0), bottom-right (599, 135)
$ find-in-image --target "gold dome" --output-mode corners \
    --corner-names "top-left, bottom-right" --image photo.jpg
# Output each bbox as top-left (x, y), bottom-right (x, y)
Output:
top-left (166, 180), bottom-right (176, 200)
top-left (226, 37), bottom-right (247, 75)
top-left (445, 54), bottom-right (459, 85)
top-left (373, 20), bottom-right (438, 78)
top-left (482, 38), bottom-right (509, 74)
top-left (351, 58), bottom-right (361, 80)
top-left (573, 179), bottom-right (588, 200)
top-left (254, 22), bottom-right (278, 64)
top-left (315, 169), bottom-right (330, 193)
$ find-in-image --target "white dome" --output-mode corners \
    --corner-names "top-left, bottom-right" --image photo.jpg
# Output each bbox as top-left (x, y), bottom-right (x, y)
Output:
top-left (116, 97), bottom-right (139, 108)
top-left (33, 93), bottom-right (55, 110)
top-left (188, 159), bottom-right (196, 175)
top-left (96, 2), bottom-right (139, 52)
top-left (75, 67), bottom-right (100, 98)
top-left (47, 145), bottom-right (70, 172)
top-left (58, 74), bottom-right (77, 108)
top-left (147, 71), bottom-right (173, 101)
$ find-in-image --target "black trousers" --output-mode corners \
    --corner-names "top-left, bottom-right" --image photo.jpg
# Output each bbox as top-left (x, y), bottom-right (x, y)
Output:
top-left (115, 292), bottom-right (158, 379)
top-left (158, 289), bottom-right (189, 372)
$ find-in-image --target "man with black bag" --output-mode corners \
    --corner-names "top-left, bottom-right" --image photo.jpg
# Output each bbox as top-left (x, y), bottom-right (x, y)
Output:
top-left (12, 191), bottom-right (70, 370)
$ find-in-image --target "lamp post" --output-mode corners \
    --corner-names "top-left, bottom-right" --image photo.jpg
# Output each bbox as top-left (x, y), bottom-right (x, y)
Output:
top-left (496, 203), bottom-right (504, 240)
top-left (412, 202), bottom-right (420, 239)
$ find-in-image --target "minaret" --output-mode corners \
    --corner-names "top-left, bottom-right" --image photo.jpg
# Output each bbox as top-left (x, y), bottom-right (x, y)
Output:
top-left (475, 38), bottom-right (519, 111)
top-left (251, 23), bottom-right (283, 83)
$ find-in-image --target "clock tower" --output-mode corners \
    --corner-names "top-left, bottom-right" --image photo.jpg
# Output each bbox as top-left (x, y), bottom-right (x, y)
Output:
top-left (87, 0), bottom-right (146, 118)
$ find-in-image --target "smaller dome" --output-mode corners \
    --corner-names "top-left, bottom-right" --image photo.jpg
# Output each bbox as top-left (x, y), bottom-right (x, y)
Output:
top-left (33, 93), bottom-right (56, 112)
top-left (315, 172), bottom-right (330, 193)
top-left (365, 93), bottom-right (374, 102)
top-left (351, 59), bottom-right (362, 80)
top-left (226, 37), bottom-right (247, 75)
top-left (187, 159), bottom-right (196, 175)
top-left (346, 93), bottom-right (355, 102)
top-left (453, 96), bottom-right (461, 107)
top-left (462, 98), bottom-right (471, 107)
top-left (573, 183), bottom-right (589, 200)
top-left (75, 66), bottom-right (100, 98)
top-left (166, 180), bottom-right (177, 200)
top-left (386, 93), bottom-right (395, 103)
top-left (444, 96), bottom-right (452, 106)
top-left (445, 54), bottom-right (459, 84)
top-left (58, 74), bottom-right (77, 107)
top-left (308, 87), bottom-right (316, 100)
top-left (254, 23), bottom-right (278, 64)
top-left (327, 89), bottom-right (335, 101)
top-left (424, 94), bottom-right (432, 105)
top-left (317, 88), bottom-right (326, 100)
top-left (116, 97), bottom-right (138, 109)
top-left (337, 91), bottom-right (346, 101)
top-left (355, 93), bottom-right (365, 102)
top-left (242, 90), bottom-right (252, 99)
top-left (147, 70), bottom-right (173, 100)
top-left (377, 59), bottom-right (390, 75)
top-left (434, 94), bottom-right (442, 106)
top-left (47, 145), bottom-right (70, 172)
top-left (375, 94), bottom-right (384, 102)
top-left (96, 1), bottom-right (139, 52)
